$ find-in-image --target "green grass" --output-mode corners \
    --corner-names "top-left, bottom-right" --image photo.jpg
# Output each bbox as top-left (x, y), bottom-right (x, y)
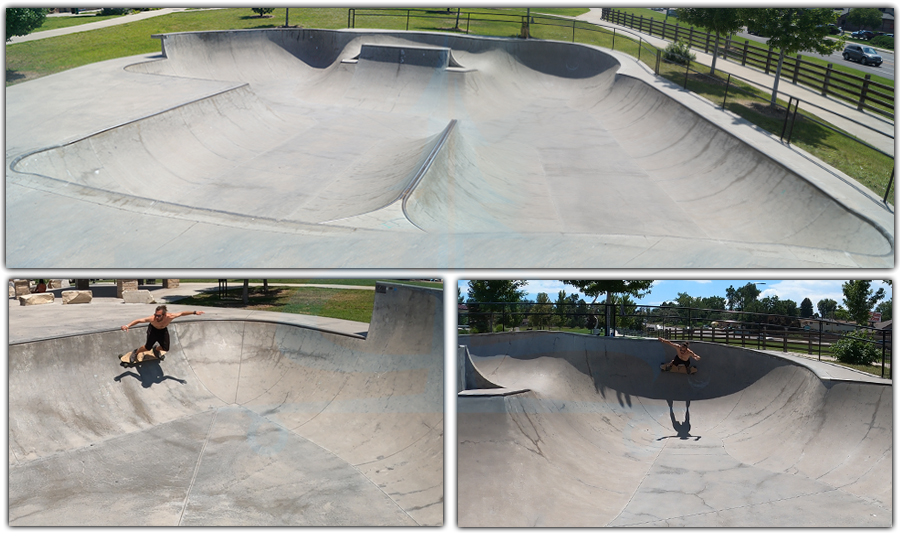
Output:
top-left (35, 13), bottom-right (127, 31)
top-left (172, 285), bottom-right (378, 323)
top-left (6, 8), bottom-right (348, 84)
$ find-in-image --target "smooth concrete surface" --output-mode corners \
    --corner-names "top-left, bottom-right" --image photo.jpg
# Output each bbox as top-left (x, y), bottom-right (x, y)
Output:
top-left (8, 282), bottom-right (443, 526)
top-left (6, 28), bottom-right (893, 268)
top-left (457, 332), bottom-right (891, 527)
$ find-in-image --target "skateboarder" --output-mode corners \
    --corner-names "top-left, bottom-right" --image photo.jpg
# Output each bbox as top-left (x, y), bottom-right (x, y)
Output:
top-left (121, 306), bottom-right (204, 362)
top-left (658, 337), bottom-right (700, 372)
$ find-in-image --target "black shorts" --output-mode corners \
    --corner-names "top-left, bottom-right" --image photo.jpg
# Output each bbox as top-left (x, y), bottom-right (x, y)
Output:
top-left (145, 325), bottom-right (170, 351)
top-left (673, 356), bottom-right (690, 367)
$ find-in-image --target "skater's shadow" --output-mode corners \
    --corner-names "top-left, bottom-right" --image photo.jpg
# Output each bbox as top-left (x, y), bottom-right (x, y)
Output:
top-left (115, 361), bottom-right (186, 388)
top-left (657, 399), bottom-right (700, 441)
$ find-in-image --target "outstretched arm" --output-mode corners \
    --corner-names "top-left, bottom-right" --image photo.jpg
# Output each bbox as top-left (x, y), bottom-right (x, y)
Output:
top-left (172, 310), bottom-right (205, 319)
top-left (657, 337), bottom-right (676, 349)
top-left (686, 348), bottom-right (701, 360)
top-left (121, 316), bottom-right (152, 332)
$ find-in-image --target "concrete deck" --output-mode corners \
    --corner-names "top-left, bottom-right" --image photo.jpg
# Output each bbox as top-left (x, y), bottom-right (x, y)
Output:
top-left (8, 282), bottom-right (444, 526)
top-left (6, 28), bottom-right (893, 268)
top-left (457, 331), bottom-right (891, 527)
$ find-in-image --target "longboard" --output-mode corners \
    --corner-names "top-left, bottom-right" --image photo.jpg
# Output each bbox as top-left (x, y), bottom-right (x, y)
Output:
top-left (119, 349), bottom-right (165, 367)
top-left (660, 363), bottom-right (697, 375)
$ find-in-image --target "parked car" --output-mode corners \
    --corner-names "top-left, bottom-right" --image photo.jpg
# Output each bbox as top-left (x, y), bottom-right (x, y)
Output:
top-left (851, 29), bottom-right (875, 40)
top-left (843, 43), bottom-right (883, 66)
top-left (825, 24), bottom-right (842, 35)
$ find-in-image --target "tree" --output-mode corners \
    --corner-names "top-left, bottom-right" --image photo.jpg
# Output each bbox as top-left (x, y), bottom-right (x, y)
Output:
top-left (847, 8), bottom-right (883, 31)
top-left (251, 8), bottom-right (275, 18)
top-left (563, 281), bottom-right (653, 335)
top-left (562, 280), bottom-right (653, 302)
top-left (728, 282), bottom-right (763, 311)
top-left (6, 8), bottom-right (46, 41)
top-left (875, 299), bottom-right (892, 322)
top-left (466, 280), bottom-right (527, 332)
top-left (675, 8), bottom-right (746, 75)
top-left (532, 292), bottom-right (552, 329)
top-left (742, 8), bottom-right (843, 105)
top-left (817, 298), bottom-right (838, 319)
top-left (800, 297), bottom-right (814, 318)
top-left (842, 280), bottom-right (885, 327)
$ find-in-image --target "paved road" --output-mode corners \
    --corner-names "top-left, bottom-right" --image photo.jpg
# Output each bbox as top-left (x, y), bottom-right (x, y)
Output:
top-left (9, 282), bottom-right (444, 526)
top-left (458, 331), bottom-right (891, 527)
top-left (738, 30), bottom-right (895, 79)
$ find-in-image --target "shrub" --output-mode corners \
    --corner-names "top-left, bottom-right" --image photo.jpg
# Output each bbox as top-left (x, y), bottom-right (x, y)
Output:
top-left (871, 35), bottom-right (894, 49)
top-left (100, 8), bottom-right (130, 16)
top-left (664, 40), bottom-right (696, 65)
top-left (252, 8), bottom-right (275, 17)
top-left (830, 330), bottom-right (880, 366)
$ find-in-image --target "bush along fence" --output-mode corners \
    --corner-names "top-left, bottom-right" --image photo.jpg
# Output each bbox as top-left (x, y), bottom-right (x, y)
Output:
top-left (459, 302), bottom-right (892, 379)
top-left (604, 8), bottom-right (895, 119)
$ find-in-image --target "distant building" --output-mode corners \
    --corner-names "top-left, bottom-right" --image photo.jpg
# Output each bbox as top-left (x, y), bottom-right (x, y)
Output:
top-left (835, 8), bottom-right (895, 33)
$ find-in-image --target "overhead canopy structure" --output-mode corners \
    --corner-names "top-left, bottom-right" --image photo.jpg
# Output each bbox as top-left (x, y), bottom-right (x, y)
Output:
top-left (458, 332), bottom-right (891, 527)
top-left (6, 28), bottom-right (892, 267)
top-left (9, 283), bottom-right (444, 526)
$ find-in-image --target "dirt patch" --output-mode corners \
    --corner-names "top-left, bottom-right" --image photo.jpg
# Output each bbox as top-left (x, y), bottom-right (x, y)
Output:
top-left (743, 101), bottom-right (788, 119)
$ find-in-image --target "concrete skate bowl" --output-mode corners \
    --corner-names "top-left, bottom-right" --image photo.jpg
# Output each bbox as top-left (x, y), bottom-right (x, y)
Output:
top-left (458, 332), bottom-right (891, 527)
top-left (8, 28), bottom-right (892, 265)
top-left (8, 284), bottom-right (444, 526)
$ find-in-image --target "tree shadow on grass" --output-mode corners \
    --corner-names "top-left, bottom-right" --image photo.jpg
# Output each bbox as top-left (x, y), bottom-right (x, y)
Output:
top-left (6, 69), bottom-right (28, 84)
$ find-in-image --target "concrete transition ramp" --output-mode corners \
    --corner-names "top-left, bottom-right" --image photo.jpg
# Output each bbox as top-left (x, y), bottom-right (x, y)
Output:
top-left (9, 283), bottom-right (443, 526)
top-left (6, 28), bottom-right (892, 268)
top-left (457, 332), bottom-right (891, 527)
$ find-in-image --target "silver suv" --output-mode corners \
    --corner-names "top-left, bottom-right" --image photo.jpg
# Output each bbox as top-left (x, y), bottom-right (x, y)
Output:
top-left (843, 44), bottom-right (882, 66)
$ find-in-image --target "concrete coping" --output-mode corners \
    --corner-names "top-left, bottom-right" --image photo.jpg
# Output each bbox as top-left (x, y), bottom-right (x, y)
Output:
top-left (8, 316), bottom-right (368, 346)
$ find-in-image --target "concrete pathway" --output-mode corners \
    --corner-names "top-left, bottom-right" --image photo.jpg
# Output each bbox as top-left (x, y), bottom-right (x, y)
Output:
top-left (575, 8), bottom-right (895, 156)
top-left (8, 281), bottom-right (373, 343)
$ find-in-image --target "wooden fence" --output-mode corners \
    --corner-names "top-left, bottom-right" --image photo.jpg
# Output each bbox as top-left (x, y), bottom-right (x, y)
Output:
top-left (605, 9), bottom-right (894, 118)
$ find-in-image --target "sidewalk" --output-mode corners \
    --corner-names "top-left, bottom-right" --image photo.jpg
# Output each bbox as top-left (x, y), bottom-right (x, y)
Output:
top-left (575, 8), bottom-right (895, 156)
top-left (8, 281), bottom-right (372, 343)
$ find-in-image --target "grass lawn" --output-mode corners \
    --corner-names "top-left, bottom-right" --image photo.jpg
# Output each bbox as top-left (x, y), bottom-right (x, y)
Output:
top-left (35, 13), bottom-right (127, 31)
top-left (172, 285), bottom-right (379, 323)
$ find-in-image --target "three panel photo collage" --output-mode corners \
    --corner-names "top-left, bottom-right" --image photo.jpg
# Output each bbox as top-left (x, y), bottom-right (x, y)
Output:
top-left (5, 4), bottom-right (893, 534)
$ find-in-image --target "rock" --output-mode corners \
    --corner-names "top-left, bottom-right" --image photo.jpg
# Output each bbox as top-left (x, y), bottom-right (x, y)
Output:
top-left (116, 279), bottom-right (139, 298)
top-left (62, 290), bottom-right (93, 305)
top-left (122, 290), bottom-right (155, 304)
top-left (19, 293), bottom-right (54, 306)
top-left (14, 280), bottom-right (30, 298)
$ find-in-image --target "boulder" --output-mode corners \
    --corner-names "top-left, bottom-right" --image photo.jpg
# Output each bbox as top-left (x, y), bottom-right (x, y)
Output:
top-left (62, 290), bottom-right (93, 305)
top-left (13, 280), bottom-right (30, 298)
top-left (122, 290), bottom-right (155, 304)
top-left (116, 279), bottom-right (139, 298)
top-left (19, 293), bottom-right (54, 306)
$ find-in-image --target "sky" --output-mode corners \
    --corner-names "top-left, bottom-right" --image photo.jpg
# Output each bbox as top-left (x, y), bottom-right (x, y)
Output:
top-left (511, 280), bottom-right (892, 308)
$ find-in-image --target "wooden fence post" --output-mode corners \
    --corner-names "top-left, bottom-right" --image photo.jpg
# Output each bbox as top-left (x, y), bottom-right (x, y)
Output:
top-left (858, 74), bottom-right (871, 111)
top-left (742, 41), bottom-right (749, 66)
top-left (792, 54), bottom-right (802, 84)
top-left (765, 43), bottom-right (774, 74)
top-left (822, 63), bottom-right (833, 96)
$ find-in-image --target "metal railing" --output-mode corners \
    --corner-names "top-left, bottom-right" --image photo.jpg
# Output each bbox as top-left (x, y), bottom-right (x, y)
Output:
top-left (459, 301), bottom-right (892, 379)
